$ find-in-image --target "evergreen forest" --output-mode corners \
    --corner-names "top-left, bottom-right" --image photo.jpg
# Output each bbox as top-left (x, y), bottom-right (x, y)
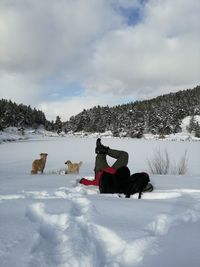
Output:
top-left (1, 86), bottom-right (200, 138)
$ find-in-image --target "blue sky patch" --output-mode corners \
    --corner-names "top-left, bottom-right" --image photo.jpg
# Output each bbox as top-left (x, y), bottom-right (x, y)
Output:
top-left (42, 77), bottom-right (84, 100)
top-left (119, 6), bottom-right (142, 26)
top-left (115, 0), bottom-right (148, 26)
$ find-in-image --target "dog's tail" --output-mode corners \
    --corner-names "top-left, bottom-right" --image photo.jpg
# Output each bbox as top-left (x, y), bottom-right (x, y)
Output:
top-left (79, 161), bottom-right (83, 167)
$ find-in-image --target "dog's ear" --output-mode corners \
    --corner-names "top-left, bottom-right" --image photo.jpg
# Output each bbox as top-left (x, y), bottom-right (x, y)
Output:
top-left (40, 153), bottom-right (48, 157)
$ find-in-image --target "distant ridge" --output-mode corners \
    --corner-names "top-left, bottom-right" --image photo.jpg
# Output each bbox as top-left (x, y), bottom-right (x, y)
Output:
top-left (62, 86), bottom-right (200, 138)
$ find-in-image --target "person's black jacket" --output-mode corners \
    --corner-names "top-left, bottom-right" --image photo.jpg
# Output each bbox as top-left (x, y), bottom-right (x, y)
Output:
top-left (99, 166), bottom-right (150, 198)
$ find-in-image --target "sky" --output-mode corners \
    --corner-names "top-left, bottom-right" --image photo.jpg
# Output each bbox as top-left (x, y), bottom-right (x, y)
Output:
top-left (0, 0), bottom-right (200, 121)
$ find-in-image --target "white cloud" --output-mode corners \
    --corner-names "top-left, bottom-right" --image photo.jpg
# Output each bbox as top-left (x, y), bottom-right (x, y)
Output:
top-left (0, 0), bottom-right (199, 120)
top-left (0, 72), bottom-right (42, 104)
top-left (86, 0), bottom-right (200, 99)
top-left (0, 0), bottom-right (122, 76)
top-left (38, 93), bottom-right (126, 121)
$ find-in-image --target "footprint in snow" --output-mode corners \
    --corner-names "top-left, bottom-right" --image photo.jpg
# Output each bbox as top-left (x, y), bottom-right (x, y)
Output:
top-left (26, 195), bottom-right (155, 267)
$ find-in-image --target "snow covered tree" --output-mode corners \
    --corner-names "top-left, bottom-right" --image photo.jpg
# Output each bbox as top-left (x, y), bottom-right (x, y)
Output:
top-left (54, 116), bottom-right (63, 133)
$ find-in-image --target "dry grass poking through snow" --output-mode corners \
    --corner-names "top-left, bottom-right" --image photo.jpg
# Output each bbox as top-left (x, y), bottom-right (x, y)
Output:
top-left (147, 149), bottom-right (188, 175)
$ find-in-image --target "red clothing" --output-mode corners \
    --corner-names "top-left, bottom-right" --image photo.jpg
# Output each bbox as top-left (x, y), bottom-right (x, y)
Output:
top-left (80, 166), bottom-right (116, 186)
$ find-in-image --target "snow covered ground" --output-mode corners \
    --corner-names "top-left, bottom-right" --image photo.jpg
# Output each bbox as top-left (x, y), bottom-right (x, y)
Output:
top-left (0, 135), bottom-right (200, 267)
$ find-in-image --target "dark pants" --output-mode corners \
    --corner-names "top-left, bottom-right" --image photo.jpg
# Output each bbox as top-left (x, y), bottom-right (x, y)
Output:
top-left (94, 148), bottom-right (129, 175)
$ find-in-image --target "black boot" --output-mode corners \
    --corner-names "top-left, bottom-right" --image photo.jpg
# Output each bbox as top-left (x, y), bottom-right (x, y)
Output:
top-left (95, 138), bottom-right (109, 154)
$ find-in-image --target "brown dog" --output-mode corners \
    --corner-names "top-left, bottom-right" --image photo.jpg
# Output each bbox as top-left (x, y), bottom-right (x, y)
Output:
top-left (31, 153), bottom-right (48, 174)
top-left (65, 160), bottom-right (82, 174)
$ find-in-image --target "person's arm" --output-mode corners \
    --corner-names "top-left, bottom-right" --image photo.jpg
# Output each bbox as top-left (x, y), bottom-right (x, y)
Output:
top-left (80, 167), bottom-right (116, 186)
top-left (79, 177), bottom-right (99, 186)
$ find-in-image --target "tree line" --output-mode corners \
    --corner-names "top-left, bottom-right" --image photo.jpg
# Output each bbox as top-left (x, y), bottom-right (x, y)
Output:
top-left (1, 85), bottom-right (200, 138)
top-left (0, 99), bottom-right (68, 133)
top-left (62, 85), bottom-right (200, 138)
top-left (0, 99), bottom-right (46, 130)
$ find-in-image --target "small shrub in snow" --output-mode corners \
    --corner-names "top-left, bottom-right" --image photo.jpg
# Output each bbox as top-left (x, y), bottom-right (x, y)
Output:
top-left (148, 149), bottom-right (188, 175)
top-left (147, 149), bottom-right (170, 174)
top-left (171, 150), bottom-right (188, 175)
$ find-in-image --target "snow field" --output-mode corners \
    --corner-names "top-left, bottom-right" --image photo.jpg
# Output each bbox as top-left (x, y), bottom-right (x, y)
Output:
top-left (0, 136), bottom-right (200, 266)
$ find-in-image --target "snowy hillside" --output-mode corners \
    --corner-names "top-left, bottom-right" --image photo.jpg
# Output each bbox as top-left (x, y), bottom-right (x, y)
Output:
top-left (0, 136), bottom-right (200, 267)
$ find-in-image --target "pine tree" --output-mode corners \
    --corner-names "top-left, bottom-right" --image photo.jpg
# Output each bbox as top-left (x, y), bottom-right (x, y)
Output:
top-left (54, 116), bottom-right (62, 133)
top-left (194, 121), bottom-right (200, 137)
top-left (187, 116), bottom-right (196, 133)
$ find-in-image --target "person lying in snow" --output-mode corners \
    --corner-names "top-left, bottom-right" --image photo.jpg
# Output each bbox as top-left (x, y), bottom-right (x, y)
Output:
top-left (80, 138), bottom-right (153, 198)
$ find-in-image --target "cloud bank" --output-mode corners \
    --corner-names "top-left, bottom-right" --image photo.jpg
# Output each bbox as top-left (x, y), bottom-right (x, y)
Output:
top-left (0, 0), bottom-right (199, 120)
